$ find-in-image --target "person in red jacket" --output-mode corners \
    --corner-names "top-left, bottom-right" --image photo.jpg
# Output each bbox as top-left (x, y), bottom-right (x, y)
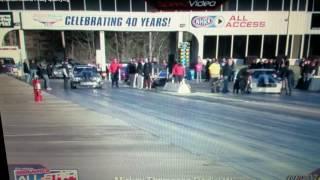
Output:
top-left (172, 62), bottom-right (185, 84)
top-left (109, 58), bottom-right (121, 88)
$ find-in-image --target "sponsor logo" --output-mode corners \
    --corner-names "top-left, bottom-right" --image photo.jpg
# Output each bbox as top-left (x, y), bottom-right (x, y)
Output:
top-left (146, 0), bottom-right (226, 11)
top-left (33, 14), bottom-right (63, 26)
top-left (189, 0), bottom-right (217, 7)
top-left (10, 164), bottom-right (79, 180)
top-left (191, 16), bottom-right (224, 28)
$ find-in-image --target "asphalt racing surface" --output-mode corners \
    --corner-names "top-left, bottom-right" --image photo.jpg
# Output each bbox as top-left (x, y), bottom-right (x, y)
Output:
top-left (48, 80), bottom-right (320, 180)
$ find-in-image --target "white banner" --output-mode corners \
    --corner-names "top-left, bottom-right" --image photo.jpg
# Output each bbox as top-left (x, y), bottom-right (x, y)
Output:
top-left (21, 11), bottom-right (295, 35)
top-left (21, 11), bottom-right (188, 32)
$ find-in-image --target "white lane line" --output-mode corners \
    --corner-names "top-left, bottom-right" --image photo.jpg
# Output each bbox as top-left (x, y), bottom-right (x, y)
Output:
top-left (5, 133), bottom-right (52, 137)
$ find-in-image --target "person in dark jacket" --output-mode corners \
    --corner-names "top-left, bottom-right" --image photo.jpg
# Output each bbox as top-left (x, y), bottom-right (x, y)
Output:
top-left (38, 63), bottom-right (51, 90)
top-left (205, 59), bottom-right (212, 81)
top-left (222, 59), bottom-right (233, 93)
top-left (0, 59), bottom-right (5, 73)
top-left (23, 60), bottom-right (31, 83)
top-left (62, 58), bottom-right (70, 89)
top-left (136, 59), bottom-right (144, 89)
top-left (143, 59), bottom-right (152, 89)
top-left (29, 59), bottom-right (38, 79)
top-left (128, 59), bottom-right (138, 88)
top-left (280, 61), bottom-right (294, 95)
top-left (302, 60), bottom-right (312, 90)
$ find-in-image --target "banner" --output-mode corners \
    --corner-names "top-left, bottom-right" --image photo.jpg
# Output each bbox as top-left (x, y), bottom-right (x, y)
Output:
top-left (21, 12), bottom-right (187, 32)
top-left (21, 11), bottom-right (289, 34)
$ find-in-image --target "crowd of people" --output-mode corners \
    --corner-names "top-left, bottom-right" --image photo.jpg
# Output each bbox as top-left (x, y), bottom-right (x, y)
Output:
top-left (12, 54), bottom-right (320, 94)
top-left (23, 59), bottom-right (52, 91)
top-left (296, 58), bottom-right (320, 90)
top-left (198, 57), bottom-right (319, 95)
top-left (109, 57), bottom-right (168, 90)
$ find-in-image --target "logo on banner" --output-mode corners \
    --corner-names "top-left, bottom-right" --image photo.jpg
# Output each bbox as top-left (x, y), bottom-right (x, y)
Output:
top-left (11, 164), bottom-right (79, 180)
top-left (0, 12), bottom-right (14, 28)
top-left (33, 14), bottom-right (63, 26)
top-left (189, 0), bottom-right (217, 7)
top-left (191, 16), bottom-right (224, 28)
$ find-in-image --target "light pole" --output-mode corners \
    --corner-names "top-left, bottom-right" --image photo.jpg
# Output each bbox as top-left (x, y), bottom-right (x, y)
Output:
top-left (285, 0), bottom-right (292, 58)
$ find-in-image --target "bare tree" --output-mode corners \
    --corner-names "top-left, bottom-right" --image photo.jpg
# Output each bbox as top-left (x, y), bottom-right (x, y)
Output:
top-left (65, 31), bottom-right (96, 63)
top-left (105, 31), bottom-right (170, 63)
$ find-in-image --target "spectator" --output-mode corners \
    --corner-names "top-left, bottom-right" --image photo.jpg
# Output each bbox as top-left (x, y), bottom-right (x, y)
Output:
top-left (302, 60), bottom-right (312, 90)
top-left (208, 59), bottom-right (221, 93)
top-left (229, 59), bottom-right (235, 82)
top-left (316, 60), bottom-right (320, 76)
top-left (38, 63), bottom-right (52, 91)
top-left (195, 56), bottom-right (203, 83)
top-left (249, 59), bottom-right (257, 69)
top-left (311, 61), bottom-right (317, 77)
top-left (280, 61), bottom-right (294, 95)
top-left (137, 59), bottom-right (144, 89)
top-left (172, 61), bottom-right (185, 84)
top-left (62, 57), bottom-right (70, 89)
top-left (204, 59), bottom-right (212, 81)
top-left (128, 59), bottom-right (138, 88)
top-left (109, 58), bottom-right (121, 88)
top-left (221, 59), bottom-right (233, 93)
top-left (0, 59), bottom-right (5, 73)
top-left (29, 59), bottom-right (38, 79)
top-left (256, 59), bottom-right (263, 69)
top-left (143, 58), bottom-right (152, 89)
top-left (23, 59), bottom-right (31, 83)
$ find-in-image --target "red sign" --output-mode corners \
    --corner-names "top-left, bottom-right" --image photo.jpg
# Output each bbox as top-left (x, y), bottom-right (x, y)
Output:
top-left (225, 15), bottom-right (266, 28)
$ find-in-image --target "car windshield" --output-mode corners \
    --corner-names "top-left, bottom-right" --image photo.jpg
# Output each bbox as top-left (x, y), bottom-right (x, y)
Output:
top-left (0, 58), bottom-right (15, 65)
top-left (74, 67), bottom-right (98, 75)
top-left (252, 70), bottom-right (276, 79)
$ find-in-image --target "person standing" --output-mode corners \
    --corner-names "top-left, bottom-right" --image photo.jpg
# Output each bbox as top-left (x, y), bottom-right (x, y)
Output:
top-left (280, 61), bottom-right (294, 95)
top-left (303, 60), bottom-right (312, 90)
top-left (208, 59), bottom-right (221, 93)
top-left (128, 59), bottom-right (137, 88)
top-left (195, 57), bottom-right (203, 83)
top-left (0, 59), bottom-right (5, 73)
top-left (222, 59), bottom-right (233, 93)
top-left (109, 58), bottom-right (120, 88)
top-left (29, 59), bottom-right (38, 79)
top-left (39, 63), bottom-right (52, 91)
top-left (205, 59), bottom-right (212, 81)
top-left (23, 59), bottom-right (31, 83)
top-left (143, 59), bottom-right (152, 89)
top-left (172, 61), bottom-right (185, 84)
top-left (62, 58), bottom-right (70, 89)
top-left (137, 59), bottom-right (144, 89)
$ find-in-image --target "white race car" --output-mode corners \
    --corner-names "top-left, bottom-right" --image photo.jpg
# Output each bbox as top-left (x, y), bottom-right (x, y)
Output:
top-left (234, 68), bottom-right (282, 94)
top-left (248, 69), bottom-right (282, 93)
